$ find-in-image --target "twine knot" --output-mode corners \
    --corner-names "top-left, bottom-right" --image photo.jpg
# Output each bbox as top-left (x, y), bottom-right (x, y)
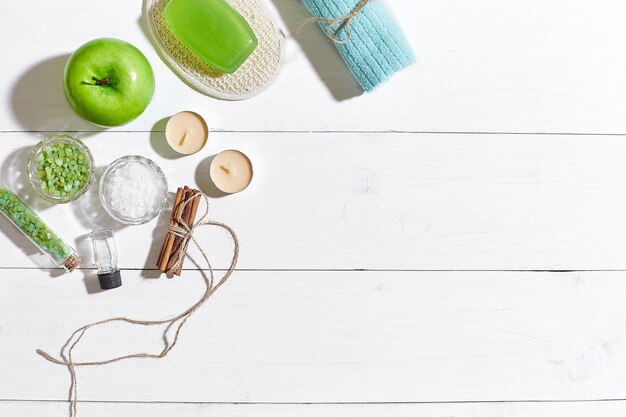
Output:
top-left (166, 193), bottom-right (204, 274)
top-left (298, 0), bottom-right (374, 44)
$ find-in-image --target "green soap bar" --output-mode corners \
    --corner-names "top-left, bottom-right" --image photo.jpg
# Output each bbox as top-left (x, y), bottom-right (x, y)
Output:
top-left (164, 0), bottom-right (258, 74)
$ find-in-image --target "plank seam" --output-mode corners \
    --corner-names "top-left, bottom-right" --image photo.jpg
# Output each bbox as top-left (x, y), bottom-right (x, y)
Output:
top-left (1, 130), bottom-right (626, 136)
top-left (1, 399), bottom-right (626, 405)
top-left (0, 267), bottom-right (624, 272)
top-left (0, 267), bottom-right (623, 272)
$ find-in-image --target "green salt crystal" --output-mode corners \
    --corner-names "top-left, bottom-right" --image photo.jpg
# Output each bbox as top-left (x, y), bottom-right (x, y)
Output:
top-left (0, 187), bottom-right (73, 264)
top-left (35, 142), bottom-right (90, 198)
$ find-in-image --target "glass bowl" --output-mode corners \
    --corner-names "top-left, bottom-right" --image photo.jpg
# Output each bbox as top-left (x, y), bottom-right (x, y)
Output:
top-left (27, 135), bottom-right (95, 204)
top-left (99, 155), bottom-right (168, 225)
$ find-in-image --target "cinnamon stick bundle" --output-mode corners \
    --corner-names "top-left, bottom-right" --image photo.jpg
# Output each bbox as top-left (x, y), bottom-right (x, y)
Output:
top-left (157, 186), bottom-right (202, 277)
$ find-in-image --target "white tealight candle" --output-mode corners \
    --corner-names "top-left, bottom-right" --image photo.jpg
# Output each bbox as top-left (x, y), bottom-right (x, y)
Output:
top-left (210, 150), bottom-right (253, 193)
top-left (165, 111), bottom-right (209, 155)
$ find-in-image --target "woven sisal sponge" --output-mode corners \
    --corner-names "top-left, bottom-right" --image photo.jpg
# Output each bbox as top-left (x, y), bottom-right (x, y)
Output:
top-left (145, 0), bottom-right (284, 100)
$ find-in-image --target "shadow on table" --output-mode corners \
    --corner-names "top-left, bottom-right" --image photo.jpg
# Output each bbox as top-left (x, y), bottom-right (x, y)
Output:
top-left (71, 166), bottom-right (127, 233)
top-left (142, 191), bottom-right (177, 279)
top-left (10, 55), bottom-right (103, 134)
top-left (195, 155), bottom-right (228, 198)
top-left (74, 232), bottom-right (104, 294)
top-left (150, 118), bottom-right (185, 160)
top-left (1, 147), bottom-right (53, 211)
top-left (0, 148), bottom-right (68, 277)
top-left (269, 0), bottom-right (362, 101)
top-left (0, 218), bottom-right (65, 277)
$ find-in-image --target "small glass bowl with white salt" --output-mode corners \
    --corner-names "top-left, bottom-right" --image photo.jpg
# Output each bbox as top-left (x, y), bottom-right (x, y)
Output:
top-left (99, 155), bottom-right (168, 225)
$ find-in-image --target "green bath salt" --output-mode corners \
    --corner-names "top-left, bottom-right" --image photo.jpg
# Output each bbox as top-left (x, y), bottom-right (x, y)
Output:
top-left (0, 187), bottom-right (79, 270)
top-left (35, 141), bottom-right (91, 198)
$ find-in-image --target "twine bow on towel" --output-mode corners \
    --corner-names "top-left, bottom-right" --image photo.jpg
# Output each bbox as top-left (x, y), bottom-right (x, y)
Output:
top-left (36, 192), bottom-right (239, 417)
top-left (298, 0), bottom-right (374, 44)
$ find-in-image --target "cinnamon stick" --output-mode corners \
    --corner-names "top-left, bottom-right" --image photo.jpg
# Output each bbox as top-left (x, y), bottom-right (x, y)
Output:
top-left (165, 187), bottom-right (194, 276)
top-left (175, 190), bottom-right (201, 276)
top-left (156, 186), bottom-right (203, 277)
top-left (158, 186), bottom-right (184, 269)
top-left (157, 187), bottom-right (182, 267)
top-left (158, 187), bottom-right (184, 271)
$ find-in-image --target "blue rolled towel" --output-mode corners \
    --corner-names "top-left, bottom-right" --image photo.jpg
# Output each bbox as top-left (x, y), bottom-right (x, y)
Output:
top-left (299, 0), bottom-right (415, 92)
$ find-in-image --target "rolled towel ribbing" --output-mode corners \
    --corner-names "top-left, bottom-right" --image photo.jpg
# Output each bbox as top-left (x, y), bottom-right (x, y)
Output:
top-left (299, 0), bottom-right (415, 92)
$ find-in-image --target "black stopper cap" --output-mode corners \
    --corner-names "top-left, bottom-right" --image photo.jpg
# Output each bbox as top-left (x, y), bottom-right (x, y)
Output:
top-left (98, 270), bottom-right (122, 290)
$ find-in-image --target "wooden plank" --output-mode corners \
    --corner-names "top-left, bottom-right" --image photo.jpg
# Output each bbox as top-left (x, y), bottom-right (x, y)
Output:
top-left (2, 0), bottom-right (625, 133)
top-left (2, 270), bottom-right (626, 402)
top-left (1, 132), bottom-right (626, 270)
top-left (3, 400), bottom-right (626, 417)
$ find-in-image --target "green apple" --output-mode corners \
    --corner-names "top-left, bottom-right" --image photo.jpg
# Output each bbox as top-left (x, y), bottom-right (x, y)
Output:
top-left (64, 38), bottom-right (155, 127)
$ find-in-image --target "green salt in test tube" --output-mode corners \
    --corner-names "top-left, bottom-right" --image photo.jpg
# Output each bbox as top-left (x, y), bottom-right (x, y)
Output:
top-left (0, 187), bottom-right (80, 272)
top-left (164, 0), bottom-right (258, 73)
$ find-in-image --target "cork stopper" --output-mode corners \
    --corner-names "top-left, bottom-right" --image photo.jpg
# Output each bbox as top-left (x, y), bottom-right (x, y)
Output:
top-left (63, 255), bottom-right (81, 272)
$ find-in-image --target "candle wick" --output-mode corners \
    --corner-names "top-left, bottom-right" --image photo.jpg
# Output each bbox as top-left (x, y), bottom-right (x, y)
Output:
top-left (220, 165), bottom-right (232, 175)
top-left (179, 130), bottom-right (189, 146)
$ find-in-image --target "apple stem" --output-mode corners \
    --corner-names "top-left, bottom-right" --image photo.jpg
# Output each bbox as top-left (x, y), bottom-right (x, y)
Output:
top-left (92, 76), bottom-right (110, 86)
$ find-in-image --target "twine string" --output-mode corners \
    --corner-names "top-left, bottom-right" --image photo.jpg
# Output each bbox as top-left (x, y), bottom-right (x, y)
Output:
top-left (36, 193), bottom-right (239, 417)
top-left (297, 0), bottom-right (374, 44)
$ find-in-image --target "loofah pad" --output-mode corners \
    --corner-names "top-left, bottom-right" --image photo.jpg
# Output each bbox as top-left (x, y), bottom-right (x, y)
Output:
top-left (145, 0), bottom-right (284, 100)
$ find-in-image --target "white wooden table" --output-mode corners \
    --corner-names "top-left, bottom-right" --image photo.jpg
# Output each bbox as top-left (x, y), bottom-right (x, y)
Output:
top-left (2, 1), bottom-right (626, 416)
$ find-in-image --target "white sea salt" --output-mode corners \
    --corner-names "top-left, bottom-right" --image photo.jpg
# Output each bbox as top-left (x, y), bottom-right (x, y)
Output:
top-left (101, 157), bottom-right (167, 222)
